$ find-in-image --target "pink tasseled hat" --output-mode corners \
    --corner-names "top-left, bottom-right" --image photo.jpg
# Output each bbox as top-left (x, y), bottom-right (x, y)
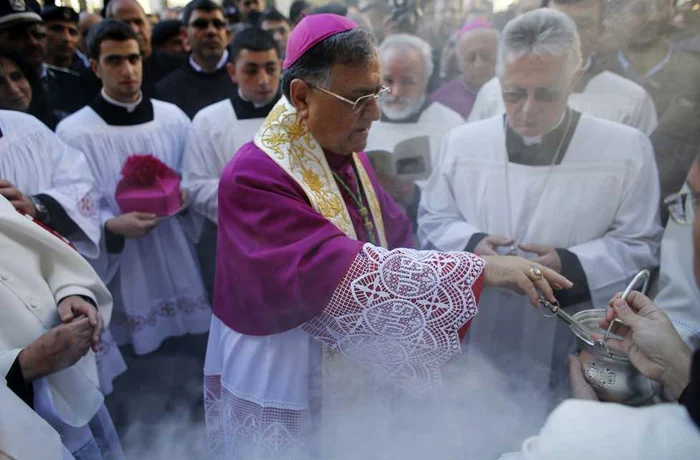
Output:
top-left (458, 19), bottom-right (495, 38)
top-left (283, 13), bottom-right (359, 70)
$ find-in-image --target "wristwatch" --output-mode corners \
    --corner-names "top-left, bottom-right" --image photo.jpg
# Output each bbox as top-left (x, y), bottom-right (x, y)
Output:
top-left (30, 195), bottom-right (49, 223)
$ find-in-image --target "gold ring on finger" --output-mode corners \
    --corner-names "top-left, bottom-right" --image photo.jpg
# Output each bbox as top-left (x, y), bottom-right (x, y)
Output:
top-left (527, 266), bottom-right (543, 281)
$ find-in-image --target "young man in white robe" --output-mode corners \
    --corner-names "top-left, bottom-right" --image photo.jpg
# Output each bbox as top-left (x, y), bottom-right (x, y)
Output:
top-left (0, 194), bottom-right (124, 459)
top-left (418, 9), bottom-right (662, 415)
top-left (365, 34), bottom-right (463, 226)
top-left (57, 20), bottom-right (210, 355)
top-left (183, 26), bottom-right (281, 298)
top-left (467, 0), bottom-right (658, 136)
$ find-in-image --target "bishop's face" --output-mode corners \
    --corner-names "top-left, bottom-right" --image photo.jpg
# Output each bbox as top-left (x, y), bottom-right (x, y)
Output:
top-left (292, 57), bottom-right (382, 156)
top-left (92, 38), bottom-right (143, 103)
top-left (501, 53), bottom-right (579, 138)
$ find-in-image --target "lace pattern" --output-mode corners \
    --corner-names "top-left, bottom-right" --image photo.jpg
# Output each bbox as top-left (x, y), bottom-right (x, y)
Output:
top-left (204, 375), bottom-right (311, 460)
top-left (304, 244), bottom-right (485, 394)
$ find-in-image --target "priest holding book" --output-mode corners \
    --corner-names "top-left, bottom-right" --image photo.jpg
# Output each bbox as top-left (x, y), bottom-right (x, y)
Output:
top-left (205, 13), bottom-right (572, 460)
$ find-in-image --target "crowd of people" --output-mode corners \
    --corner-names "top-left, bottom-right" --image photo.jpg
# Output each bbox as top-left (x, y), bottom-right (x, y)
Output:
top-left (1, 0), bottom-right (700, 459)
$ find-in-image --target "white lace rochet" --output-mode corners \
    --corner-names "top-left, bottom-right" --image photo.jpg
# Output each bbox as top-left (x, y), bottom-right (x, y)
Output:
top-left (204, 244), bottom-right (485, 459)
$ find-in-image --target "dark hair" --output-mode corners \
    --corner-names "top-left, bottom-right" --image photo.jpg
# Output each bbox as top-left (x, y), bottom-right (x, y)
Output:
top-left (182, 0), bottom-right (224, 26)
top-left (87, 19), bottom-right (139, 60)
top-left (309, 3), bottom-right (348, 16)
top-left (281, 27), bottom-right (377, 100)
top-left (151, 19), bottom-right (184, 46)
top-left (289, 0), bottom-right (310, 24)
top-left (260, 8), bottom-right (289, 25)
top-left (231, 26), bottom-right (280, 61)
top-left (0, 47), bottom-right (58, 130)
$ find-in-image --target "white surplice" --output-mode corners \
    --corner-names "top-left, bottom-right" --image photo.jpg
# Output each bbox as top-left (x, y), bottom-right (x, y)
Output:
top-left (183, 99), bottom-right (268, 223)
top-left (0, 110), bottom-right (101, 258)
top-left (418, 114), bottom-right (662, 412)
top-left (366, 101), bottom-right (465, 175)
top-left (56, 100), bottom-right (211, 355)
top-left (467, 73), bottom-right (659, 135)
top-left (499, 400), bottom-right (700, 460)
top-left (654, 188), bottom-right (700, 346)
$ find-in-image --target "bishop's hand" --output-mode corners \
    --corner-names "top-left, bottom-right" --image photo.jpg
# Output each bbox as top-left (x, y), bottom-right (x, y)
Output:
top-left (481, 255), bottom-right (573, 306)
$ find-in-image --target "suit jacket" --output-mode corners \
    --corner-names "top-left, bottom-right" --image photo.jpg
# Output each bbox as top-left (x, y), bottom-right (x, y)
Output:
top-left (0, 195), bottom-right (113, 427)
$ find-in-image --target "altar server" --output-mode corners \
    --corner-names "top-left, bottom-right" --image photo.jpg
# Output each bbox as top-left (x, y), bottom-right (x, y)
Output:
top-left (183, 27), bottom-right (281, 297)
top-left (57, 20), bottom-right (210, 355)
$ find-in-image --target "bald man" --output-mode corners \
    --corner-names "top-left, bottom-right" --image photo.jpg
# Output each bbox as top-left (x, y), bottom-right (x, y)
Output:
top-left (77, 12), bottom-right (102, 68)
top-left (106, 0), bottom-right (183, 97)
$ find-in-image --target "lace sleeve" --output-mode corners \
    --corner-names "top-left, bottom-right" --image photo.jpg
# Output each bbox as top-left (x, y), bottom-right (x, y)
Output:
top-left (303, 244), bottom-right (485, 393)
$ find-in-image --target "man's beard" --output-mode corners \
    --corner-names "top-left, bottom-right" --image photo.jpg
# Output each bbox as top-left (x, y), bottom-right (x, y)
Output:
top-left (380, 94), bottom-right (425, 121)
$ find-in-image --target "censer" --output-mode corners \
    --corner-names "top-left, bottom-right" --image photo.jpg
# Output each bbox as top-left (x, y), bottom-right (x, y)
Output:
top-left (539, 270), bottom-right (660, 405)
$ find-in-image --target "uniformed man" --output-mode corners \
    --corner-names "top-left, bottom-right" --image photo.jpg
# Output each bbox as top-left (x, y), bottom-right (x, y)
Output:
top-left (41, 5), bottom-right (85, 71)
top-left (0, 0), bottom-right (94, 123)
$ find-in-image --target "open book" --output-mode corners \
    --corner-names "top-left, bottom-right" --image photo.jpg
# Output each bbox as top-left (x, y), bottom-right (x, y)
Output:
top-left (365, 135), bottom-right (432, 181)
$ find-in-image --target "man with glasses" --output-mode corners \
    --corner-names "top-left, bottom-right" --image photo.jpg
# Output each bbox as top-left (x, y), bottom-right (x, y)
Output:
top-left (156, 0), bottom-right (235, 118)
top-left (419, 9), bottom-right (662, 418)
top-left (653, 183), bottom-right (700, 346)
top-left (204, 14), bottom-right (572, 459)
top-left (366, 34), bottom-right (463, 224)
top-left (468, 0), bottom-right (659, 137)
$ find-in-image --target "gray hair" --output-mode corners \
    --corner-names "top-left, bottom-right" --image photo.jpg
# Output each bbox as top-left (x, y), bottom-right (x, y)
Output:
top-left (378, 34), bottom-right (434, 79)
top-left (496, 9), bottom-right (582, 78)
top-left (281, 28), bottom-right (377, 101)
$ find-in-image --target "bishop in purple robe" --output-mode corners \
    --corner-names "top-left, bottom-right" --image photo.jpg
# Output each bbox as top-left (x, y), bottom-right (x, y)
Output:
top-left (204, 14), bottom-right (571, 460)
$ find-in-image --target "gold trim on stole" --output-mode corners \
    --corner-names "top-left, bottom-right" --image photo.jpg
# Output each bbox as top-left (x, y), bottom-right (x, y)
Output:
top-left (254, 96), bottom-right (388, 247)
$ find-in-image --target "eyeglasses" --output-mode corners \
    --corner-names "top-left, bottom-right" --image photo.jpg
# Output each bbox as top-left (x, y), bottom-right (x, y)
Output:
top-left (665, 191), bottom-right (700, 225)
top-left (501, 86), bottom-right (563, 104)
top-left (264, 26), bottom-right (289, 36)
top-left (242, 0), bottom-right (259, 7)
top-left (309, 84), bottom-right (390, 112)
top-left (190, 18), bottom-right (227, 30)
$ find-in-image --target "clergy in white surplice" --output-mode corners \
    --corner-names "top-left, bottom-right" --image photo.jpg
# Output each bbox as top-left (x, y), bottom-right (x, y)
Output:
top-left (467, 0), bottom-right (658, 136)
top-left (57, 20), bottom-right (210, 355)
top-left (419, 10), bottom-right (662, 409)
top-left (366, 34), bottom-right (463, 225)
top-left (0, 110), bottom-right (101, 258)
top-left (183, 27), bottom-right (281, 297)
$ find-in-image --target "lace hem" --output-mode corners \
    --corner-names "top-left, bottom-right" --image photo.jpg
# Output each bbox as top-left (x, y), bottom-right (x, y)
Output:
top-left (304, 244), bottom-right (485, 394)
top-left (204, 374), bottom-right (311, 460)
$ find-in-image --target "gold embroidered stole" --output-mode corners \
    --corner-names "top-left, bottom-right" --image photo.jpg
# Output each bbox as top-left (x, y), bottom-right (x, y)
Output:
top-left (254, 96), bottom-right (388, 248)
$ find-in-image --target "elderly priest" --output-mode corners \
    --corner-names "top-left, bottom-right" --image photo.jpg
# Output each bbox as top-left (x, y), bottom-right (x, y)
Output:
top-left (204, 13), bottom-right (572, 460)
top-left (419, 9), bottom-right (662, 414)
